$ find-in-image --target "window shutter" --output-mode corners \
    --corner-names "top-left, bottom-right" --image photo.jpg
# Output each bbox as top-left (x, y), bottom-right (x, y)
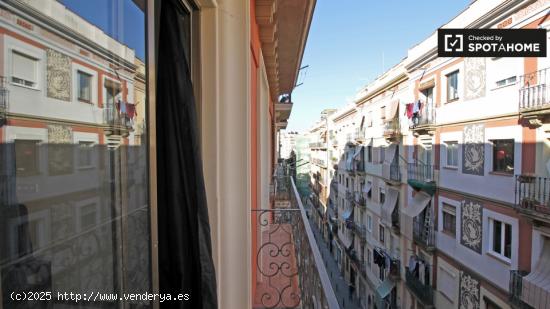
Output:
top-left (12, 51), bottom-right (36, 82)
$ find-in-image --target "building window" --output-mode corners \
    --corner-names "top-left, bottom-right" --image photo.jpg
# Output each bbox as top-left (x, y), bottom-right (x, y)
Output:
top-left (367, 249), bottom-right (371, 268)
top-left (105, 79), bottom-right (122, 106)
top-left (79, 203), bottom-right (97, 230)
top-left (445, 141), bottom-right (458, 167)
top-left (367, 214), bottom-right (372, 232)
top-left (379, 225), bottom-right (385, 244)
top-left (492, 139), bottom-right (514, 174)
top-left (368, 111), bottom-right (373, 127)
top-left (78, 141), bottom-right (94, 167)
top-left (379, 264), bottom-right (385, 281)
top-left (442, 204), bottom-right (456, 237)
top-left (379, 188), bottom-right (386, 204)
top-left (77, 71), bottom-right (93, 103)
top-left (380, 106), bottom-right (386, 120)
top-left (446, 70), bottom-right (459, 102)
top-left (484, 296), bottom-right (503, 309)
top-left (12, 50), bottom-right (37, 88)
top-left (489, 218), bottom-right (512, 260)
top-left (496, 76), bottom-right (516, 88)
top-left (367, 181), bottom-right (372, 199)
top-left (14, 139), bottom-right (40, 175)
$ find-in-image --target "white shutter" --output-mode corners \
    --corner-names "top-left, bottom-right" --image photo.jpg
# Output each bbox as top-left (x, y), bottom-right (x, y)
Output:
top-left (438, 267), bottom-right (457, 302)
top-left (12, 51), bottom-right (36, 82)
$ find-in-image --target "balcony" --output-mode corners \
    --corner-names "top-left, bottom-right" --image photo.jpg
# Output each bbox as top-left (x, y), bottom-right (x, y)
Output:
top-left (514, 175), bottom-right (550, 220)
top-left (311, 157), bottom-right (327, 168)
top-left (383, 119), bottom-right (401, 141)
top-left (330, 180), bottom-right (338, 196)
top-left (354, 127), bottom-right (365, 143)
top-left (509, 270), bottom-right (532, 309)
top-left (253, 170), bottom-right (339, 308)
top-left (407, 162), bottom-right (437, 195)
top-left (405, 267), bottom-right (434, 307)
top-left (410, 104), bottom-right (436, 136)
top-left (354, 192), bottom-right (366, 209)
top-left (351, 221), bottom-right (367, 241)
top-left (383, 162), bottom-right (401, 183)
top-left (104, 106), bottom-right (134, 137)
top-left (309, 142), bottom-right (327, 150)
top-left (519, 68), bottom-right (550, 126)
top-left (413, 216), bottom-right (435, 251)
top-left (275, 100), bottom-right (293, 124)
top-left (345, 190), bottom-right (353, 201)
top-left (0, 76), bottom-right (8, 127)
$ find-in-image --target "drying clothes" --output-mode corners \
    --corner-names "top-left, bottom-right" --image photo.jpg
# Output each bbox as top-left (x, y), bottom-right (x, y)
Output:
top-left (385, 254), bottom-right (391, 270)
top-left (405, 103), bottom-right (414, 119)
top-left (120, 101), bottom-right (127, 114)
top-left (413, 100), bottom-right (421, 114)
top-left (373, 248), bottom-right (385, 267)
top-left (127, 103), bottom-right (136, 119)
top-left (115, 101), bottom-right (121, 112)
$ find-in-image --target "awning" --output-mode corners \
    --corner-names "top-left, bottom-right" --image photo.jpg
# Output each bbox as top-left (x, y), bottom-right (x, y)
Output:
top-left (363, 182), bottom-right (372, 194)
top-left (419, 78), bottom-right (435, 90)
top-left (401, 191), bottom-right (431, 240)
top-left (382, 144), bottom-right (398, 180)
top-left (381, 188), bottom-right (399, 226)
top-left (342, 209), bottom-right (352, 220)
top-left (385, 99), bottom-right (399, 121)
top-left (376, 278), bottom-right (395, 299)
top-left (353, 146), bottom-right (363, 161)
top-left (522, 237), bottom-right (550, 308)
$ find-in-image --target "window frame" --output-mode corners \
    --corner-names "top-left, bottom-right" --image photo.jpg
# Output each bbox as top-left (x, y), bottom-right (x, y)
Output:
top-left (441, 203), bottom-right (456, 238)
top-left (491, 139), bottom-right (514, 174)
top-left (488, 218), bottom-right (512, 262)
top-left (14, 139), bottom-right (41, 176)
top-left (445, 141), bottom-right (459, 168)
top-left (11, 49), bottom-right (39, 89)
top-left (446, 70), bottom-right (459, 102)
top-left (77, 70), bottom-right (93, 103)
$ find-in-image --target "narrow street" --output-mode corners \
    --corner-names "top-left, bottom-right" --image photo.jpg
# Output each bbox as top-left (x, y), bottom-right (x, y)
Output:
top-left (306, 205), bottom-right (362, 309)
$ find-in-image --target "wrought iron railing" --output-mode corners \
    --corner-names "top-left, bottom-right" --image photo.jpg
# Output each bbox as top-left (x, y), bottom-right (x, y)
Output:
top-left (253, 170), bottom-right (340, 308)
top-left (413, 216), bottom-right (435, 250)
top-left (354, 127), bottom-right (365, 142)
top-left (354, 192), bottom-right (366, 209)
top-left (405, 267), bottom-right (434, 306)
top-left (104, 106), bottom-right (133, 129)
top-left (383, 119), bottom-right (401, 137)
top-left (509, 270), bottom-right (533, 309)
top-left (345, 190), bottom-right (353, 201)
top-left (515, 175), bottom-right (550, 216)
top-left (389, 162), bottom-right (401, 182)
top-left (519, 68), bottom-right (549, 110)
top-left (410, 104), bottom-right (435, 128)
top-left (407, 162), bottom-right (436, 183)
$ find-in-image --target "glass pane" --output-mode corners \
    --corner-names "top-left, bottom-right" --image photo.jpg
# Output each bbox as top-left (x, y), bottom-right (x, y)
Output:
top-left (504, 223), bottom-right (512, 259)
top-left (493, 220), bottom-right (502, 254)
top-left (1, 0), bottom-right (150, 307)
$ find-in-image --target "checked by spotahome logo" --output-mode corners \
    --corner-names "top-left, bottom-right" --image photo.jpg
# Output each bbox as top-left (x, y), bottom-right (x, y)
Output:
top-left (438, 29), bottom-right (547, 57)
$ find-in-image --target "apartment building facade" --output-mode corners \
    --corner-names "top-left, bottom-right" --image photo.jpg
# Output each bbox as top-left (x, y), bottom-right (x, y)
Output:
top-left (302, 1), bottom-right (550, 309)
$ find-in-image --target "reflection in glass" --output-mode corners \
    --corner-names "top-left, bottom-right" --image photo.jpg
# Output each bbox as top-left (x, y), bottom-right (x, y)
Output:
top-left (0, 0), bottom-right (150, 307)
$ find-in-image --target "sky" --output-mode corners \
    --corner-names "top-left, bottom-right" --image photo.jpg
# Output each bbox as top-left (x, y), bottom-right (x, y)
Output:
top-left (59, 0), bottom-right (146, 60)
top-left (288, 0), bottom-right (471, 133)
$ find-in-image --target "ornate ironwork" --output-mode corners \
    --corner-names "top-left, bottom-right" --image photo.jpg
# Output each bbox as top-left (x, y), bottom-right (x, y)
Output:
top-left (253, 169), bottom-right (339, 308)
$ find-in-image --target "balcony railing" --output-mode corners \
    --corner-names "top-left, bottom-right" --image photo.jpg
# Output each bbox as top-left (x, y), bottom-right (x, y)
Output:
top-left (515, 175), bottom-right (550, 216)
top-left (410, 104), bottom-right (435, 129)
top-left (354, 192), bottom-right (366, 209)
top-left (345, 190), bottom-right (353, 201)
top-left (389, 162), bottom-right (401, 182)
top-left (253, 168), bottom-right (340, 308)
top-left (509, 270), bottom-right (532, 309)
top-left (407, 162), bottom-right (436, 183)
top-left (413, 216), bottom-right (435, 250)
top-left (354, 127), bottom-right (365, 142)
top-left (383, 119), bottom-right (401, 139)
top-left (519, 68), bottom-right (550, 111)
top-left (351, 221), bottom-right (367, 241)
top-left (405, 267), bottom-right (434, 306)
top-left (104, 106), bottom-right (133, 134)
top-left (309, 142), bottom-right (326, 149)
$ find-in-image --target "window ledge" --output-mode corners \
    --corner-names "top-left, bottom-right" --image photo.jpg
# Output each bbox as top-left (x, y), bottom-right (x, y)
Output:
top-left (443, 166), bottom-right (458, 171)
top-left (489, 171), bottom-right (514, 177)
top-left (491, 82), bottom-right (517, 91)
top-left (486, 251), bottom-right (511, 266)
top-left (445, 98), bottom-right (460, 104)
top-left (441, 230), bottom-right (457, 239)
